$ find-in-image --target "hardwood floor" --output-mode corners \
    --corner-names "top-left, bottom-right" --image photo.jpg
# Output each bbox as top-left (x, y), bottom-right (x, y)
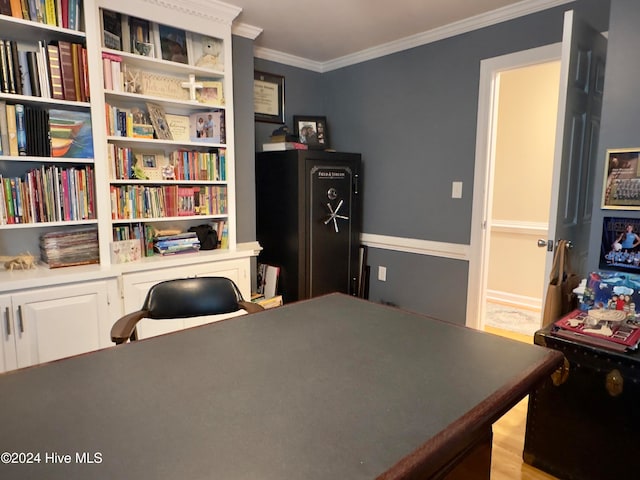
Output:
top-left (486, 327), bottom-right (559, 480)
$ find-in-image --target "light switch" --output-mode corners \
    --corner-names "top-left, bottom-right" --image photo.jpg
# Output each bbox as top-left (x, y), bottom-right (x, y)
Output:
top-left (452, 181), bottom-right (463, 199)
top-left (378, 266), bottom-right (387, 282)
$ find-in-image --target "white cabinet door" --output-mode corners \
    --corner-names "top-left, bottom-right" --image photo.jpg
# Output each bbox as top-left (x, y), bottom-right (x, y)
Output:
top-left (121, 259), bottom-right (250, 339)
top-left (13, 282), bottom-right (112, 368)
top-left (0, 295), bottom-right (17, 373)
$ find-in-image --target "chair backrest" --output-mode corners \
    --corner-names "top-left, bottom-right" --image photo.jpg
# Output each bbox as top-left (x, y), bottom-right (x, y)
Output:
top-left (144, 276), bottom-right (245, 319)
top-left (111, 276), bottom-right (263, 344)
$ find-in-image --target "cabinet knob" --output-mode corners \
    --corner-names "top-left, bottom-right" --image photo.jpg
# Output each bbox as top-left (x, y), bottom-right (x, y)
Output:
top-left (4, 307), bottom-right (10, 336)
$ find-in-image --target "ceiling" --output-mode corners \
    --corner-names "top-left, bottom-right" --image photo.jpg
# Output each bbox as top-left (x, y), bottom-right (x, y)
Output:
top-left (230, 0), bottom-right (570, 64)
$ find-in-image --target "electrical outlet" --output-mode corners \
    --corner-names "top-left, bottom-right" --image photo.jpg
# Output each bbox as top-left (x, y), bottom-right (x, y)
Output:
top-left (378, 266), bottom-right (387, 282)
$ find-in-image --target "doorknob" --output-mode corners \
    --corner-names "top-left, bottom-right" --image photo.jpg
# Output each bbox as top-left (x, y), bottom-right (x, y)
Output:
top-left (537, 239), bottom-right (574, 252)
top-left (537, 239), bottom-right (553, 251)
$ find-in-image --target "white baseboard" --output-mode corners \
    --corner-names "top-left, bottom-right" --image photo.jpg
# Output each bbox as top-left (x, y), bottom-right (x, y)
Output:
top-left (486, 289), bottom-right (541, 311)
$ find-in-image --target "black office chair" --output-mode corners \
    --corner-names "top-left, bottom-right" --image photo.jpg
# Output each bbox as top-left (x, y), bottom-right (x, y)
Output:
top-left (111, 276), bottom-right (264, 345)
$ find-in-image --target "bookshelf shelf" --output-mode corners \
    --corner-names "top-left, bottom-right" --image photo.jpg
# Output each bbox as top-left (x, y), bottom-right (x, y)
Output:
top-left (0, 155), bottom-right (94, 163)
top-left (0, 219), bottom-right (98, 230)
top-left (0, 16), bottom-right (86, 42)
top-left (0, 92), bottom-right (90, 108)
top-left (106, 135), bottom-right (225, 149)
top-left (112, 214), bottom-right (227, 224)
top-left (104, 90), bottom-right (223, 112)
top-left (101, 47), bottom-right (224, 77)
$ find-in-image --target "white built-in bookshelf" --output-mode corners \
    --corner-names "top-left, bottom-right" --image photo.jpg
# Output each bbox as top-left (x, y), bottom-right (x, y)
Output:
top-left (0, 0), bottom-right (256, 372)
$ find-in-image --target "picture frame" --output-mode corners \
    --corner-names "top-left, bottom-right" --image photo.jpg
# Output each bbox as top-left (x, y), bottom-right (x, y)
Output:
top-left (101, 9), bottom-right (122, 50)
top-left (293, 115), bottom-right (329, 149)
top-left (254, 71), bottom-right (285, 124)
top-left (599, 216), bottom-right (640, 273)
top-left (145, 102), bottom-right (173, 140)
top-left (197, 81), bottom-right (224, 106)
top-left (134, 151), bottom-right (166, 181)
top-left (188, 33), bottom-right (224, 71)
top-left (602, 148), bottom-right (640, 209)
top-left (158, 24), bottom-right (189, 64)
top-left (128, 16), bottom-right (155, 57)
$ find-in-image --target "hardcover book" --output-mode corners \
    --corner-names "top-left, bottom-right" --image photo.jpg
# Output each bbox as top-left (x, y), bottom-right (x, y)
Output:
top-left (46, 43), bottom-right (64, 100)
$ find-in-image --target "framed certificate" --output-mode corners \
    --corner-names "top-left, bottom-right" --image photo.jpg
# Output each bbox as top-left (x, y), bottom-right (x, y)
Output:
top-left (254, 71), bottom-right (284, 124)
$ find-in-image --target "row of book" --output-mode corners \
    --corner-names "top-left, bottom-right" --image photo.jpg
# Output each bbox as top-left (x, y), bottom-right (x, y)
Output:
top-left (169, 149), bottom-right (226, 182)
top-left (0, 165), bottom-right (95, 225)
top-left (108, 146), bottom-right (226, 182)
top-left (0, 102), bottom-right (93, 157)
top-left (40, 227), bottom-right (99, 269)
top-left (0, 0), bottom-right (82, 31)
top-left (109, 184), bottom-right (227, 220)
top-left (0, 38), bottom-right (89, 102)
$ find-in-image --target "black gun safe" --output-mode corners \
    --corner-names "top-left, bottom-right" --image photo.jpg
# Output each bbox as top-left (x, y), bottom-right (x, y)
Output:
top-left (255, 150), bottom-right (362, 303)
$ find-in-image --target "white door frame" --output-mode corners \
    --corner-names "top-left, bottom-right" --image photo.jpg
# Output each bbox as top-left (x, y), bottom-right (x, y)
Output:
top-left (466, 43), bottom-right (561, 330)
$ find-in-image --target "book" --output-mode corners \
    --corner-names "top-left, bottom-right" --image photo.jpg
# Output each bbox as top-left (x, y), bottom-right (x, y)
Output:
top-left (9, 40), bottom-right (22, 95)
top-left (25, 51), bottom-right (40, 97)
top-left (9, 0), bottom-right (22, 18)
top-left (4, 39), bottom-right (16, 94)
top-left (14, 103), bottom-right (26, 155)
top-left (36, 41), bottom-right (50, 98)
top-left (5, 103), bottom-right (18, 156)
top-left (189, 111), bottom-right (222, 143)
top-left (46, 42), bottom-right (64, 100)
top-left (56, 41), bottom-right (76, 101)
top-left (0, 0), bottom-right (13, 15)
top-left (17, 50), bottom-right (32, 97)
top-left (262, 142), bottom-right (309, 152)
top-left (0, 100), bottom-right (8, 154)
top-left (0, 40), bottom-right (9, 93)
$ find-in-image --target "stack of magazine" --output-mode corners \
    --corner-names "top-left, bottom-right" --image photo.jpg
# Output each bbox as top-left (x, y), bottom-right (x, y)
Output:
top-left (40, 227), bottom-right (99, 268)
top-left (153, 232), bottom-right (200, 256)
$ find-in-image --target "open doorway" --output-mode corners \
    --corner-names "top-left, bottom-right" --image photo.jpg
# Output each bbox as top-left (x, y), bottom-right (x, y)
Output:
top-left (485, 60), bottom-right (561, 336)
top-left (467, 44), bottom-right (561, 336)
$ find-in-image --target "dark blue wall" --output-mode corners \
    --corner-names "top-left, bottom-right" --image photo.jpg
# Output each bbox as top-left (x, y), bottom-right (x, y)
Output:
top-left (244, 0), bottom-right (611, 322)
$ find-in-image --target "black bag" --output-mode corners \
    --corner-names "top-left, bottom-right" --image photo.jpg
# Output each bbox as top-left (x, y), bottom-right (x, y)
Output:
top-left (189, 224), bottom-right (218, 250)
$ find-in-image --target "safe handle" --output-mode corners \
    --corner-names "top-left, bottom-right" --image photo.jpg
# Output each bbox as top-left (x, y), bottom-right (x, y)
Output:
top-left (18, 305), bottom-right (24, 333)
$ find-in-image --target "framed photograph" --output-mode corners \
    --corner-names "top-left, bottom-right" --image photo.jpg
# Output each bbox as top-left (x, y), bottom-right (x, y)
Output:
top-left (145, 102), bottom-right (173, 140)
top-left (158, 24), bottom-right (189, 64)
top-left (101, 9), bottom-right (122, 50)
top-left (293, 115), bottom-right (329, 149)
top-left (197, 81), bottom-right (224, 106)
top-left (188, 34), bottom-right (224, 71)
top-left (129, 16), bottom-right (154, 57)
top-left (131, 151), bottom-right (166, 181)
top-left (254, 71), bottom-right (284, 124)
top-left (599, 216), bottom-right (640, 273)
top-left (602, 148), bottom-right (640, 209)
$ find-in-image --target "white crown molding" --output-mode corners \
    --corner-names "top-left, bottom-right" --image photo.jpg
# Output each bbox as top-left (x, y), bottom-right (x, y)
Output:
top-left (152, 0), bottom-right (242, 25)
top-left (233, 22), bottom-right (263, 40)
top-left (253, 47), bottom-right (324, 73)
top-left (254, 0), bottom-right (573, 72)
top-left (361, 233), bottom-right (470, 261)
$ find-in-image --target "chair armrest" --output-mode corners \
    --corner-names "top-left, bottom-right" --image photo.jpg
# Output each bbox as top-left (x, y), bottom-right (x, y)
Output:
top-left (111, 310), bottom-right (149, 345)
top-left (239, 301), bottom-right (265, 314)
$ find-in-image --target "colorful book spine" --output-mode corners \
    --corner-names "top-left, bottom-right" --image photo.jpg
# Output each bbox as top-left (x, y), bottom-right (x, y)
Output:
top-left (14, 103), bottom-right (26, 156)
top-left (56, 41), bottom-right (76, 100)
top-left (5, 103), bottom-right (18, 156)
top-left (46, 42), bottom-right (64, 100)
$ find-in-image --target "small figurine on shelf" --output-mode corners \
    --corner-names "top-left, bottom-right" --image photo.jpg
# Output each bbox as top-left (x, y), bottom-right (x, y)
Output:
top-left (1, 252), bottom-right (36, 271)
top-left (194, 36), bottom-right (224, 71)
